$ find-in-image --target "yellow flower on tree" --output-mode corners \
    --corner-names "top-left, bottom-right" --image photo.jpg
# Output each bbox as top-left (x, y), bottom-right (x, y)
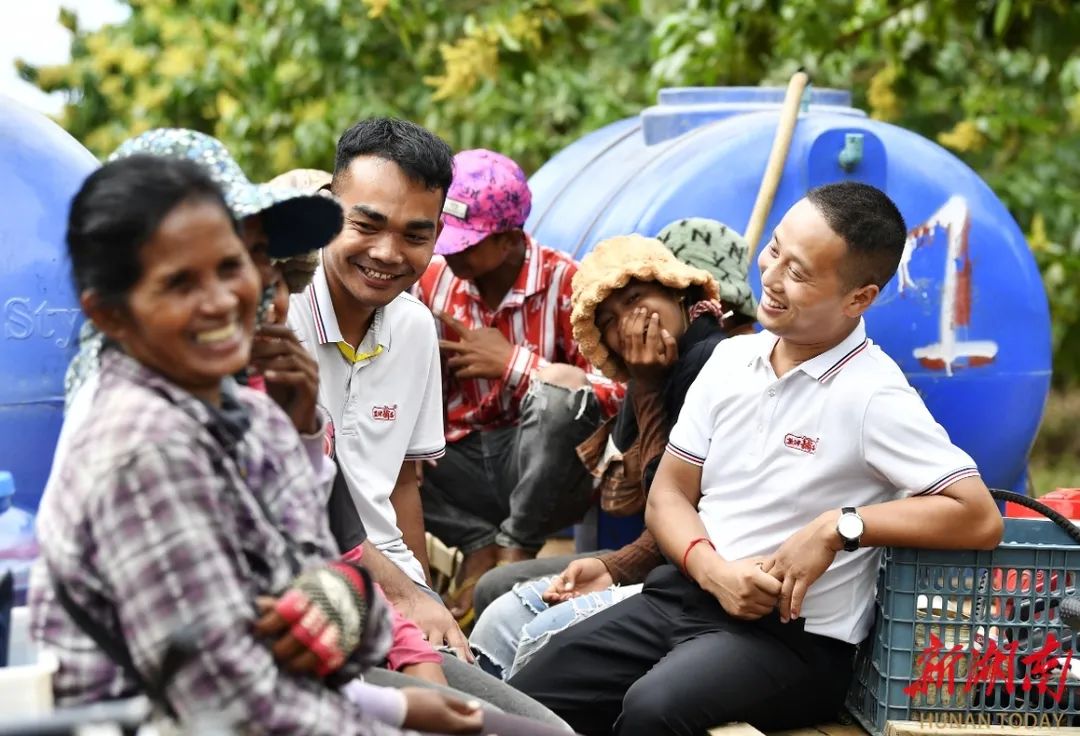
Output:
top-left (507, 12), bottom-right (543, 49)
top-left (271, 138), bottom-right (298, 174)
top-left (275, 60), bottom-right (307, 86)
top-left (119, 48), bottom-right (151, 77)
top-left (158, 47), bottom-right (195, 79)
top-left (100, 75), bottom-right (125, 99)
top-left (135, 82), bottom-right (172, 111)
top-left (160, 16), bottom-right (192, 44)
top-left (1027, 213), bottom-right (1050, 252)
top-left (127, 118), bottom-right (152, 137)
top-left (89, 45), bottom-right (126, 76)
top-left (85, 126), bottom-right (123, 157)
top-left (424, 26), bottom-right (500, 101)
top-left (299, 99), bottom-right (329, 122)
top-left (868, 65), bottom-right (900, 122)
top-left (1068, 92), bottom-right (1080, 127)
top-left (362, 0), bottom-right (390, 19)
top-left (85, 33), bottom-right (109, 56)
top-left (31, 64), bottom-right (71, 92)
top-left (216, 91), bottom-right (240, 120)
top-left (937, 120), bottom-right (987, 153)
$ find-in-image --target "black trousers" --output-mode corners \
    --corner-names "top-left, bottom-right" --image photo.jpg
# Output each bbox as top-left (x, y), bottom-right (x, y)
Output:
top-left (509, 564), bottom-right (856, 736)
top-left (422, 381), bottom-right (601, 554)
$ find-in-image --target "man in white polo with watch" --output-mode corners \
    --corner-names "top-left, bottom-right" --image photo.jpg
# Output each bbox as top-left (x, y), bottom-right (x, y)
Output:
top-left (510, 182), bottom-right (1005, 736)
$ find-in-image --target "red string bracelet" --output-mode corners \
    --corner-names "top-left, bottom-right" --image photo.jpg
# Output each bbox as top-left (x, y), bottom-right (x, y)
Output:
top-left (681, 536), bottom-right (715, 574)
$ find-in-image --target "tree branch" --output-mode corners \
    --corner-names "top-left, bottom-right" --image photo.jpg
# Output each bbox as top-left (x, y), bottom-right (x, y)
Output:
top-left (835, 0), bottom-right (928, 47)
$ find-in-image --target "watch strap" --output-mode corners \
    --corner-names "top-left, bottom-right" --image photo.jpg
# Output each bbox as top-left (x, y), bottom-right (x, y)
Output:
top-left (840, 506), bottom-right (860, 552)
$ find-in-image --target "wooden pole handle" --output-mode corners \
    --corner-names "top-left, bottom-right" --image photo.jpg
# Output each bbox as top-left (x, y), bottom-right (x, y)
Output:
top-left (743, 71), bottom-right (810, 249)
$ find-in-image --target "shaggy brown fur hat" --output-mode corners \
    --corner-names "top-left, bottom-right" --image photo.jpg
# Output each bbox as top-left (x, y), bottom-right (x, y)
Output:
top-left (571, 234), bottom-right (718, 381)
top-left (266, 169), bottom-right (336, 293)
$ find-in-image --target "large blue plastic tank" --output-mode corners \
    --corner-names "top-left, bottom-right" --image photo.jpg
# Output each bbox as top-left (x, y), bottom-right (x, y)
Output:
top-left (0, 97), bottom-right (96, 512)
top-left (529, 86), bottom-right (1051, 500)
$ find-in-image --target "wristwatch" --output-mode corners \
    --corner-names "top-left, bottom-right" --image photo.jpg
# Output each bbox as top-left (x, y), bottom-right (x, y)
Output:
top-left (836, 507), bottom-right (864, 552)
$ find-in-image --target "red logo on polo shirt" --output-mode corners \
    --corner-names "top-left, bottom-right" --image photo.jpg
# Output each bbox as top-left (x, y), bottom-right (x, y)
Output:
top-left (784, 433), bottom-right (818, 454)
top-left (372, 404), bottom-right (398, 421)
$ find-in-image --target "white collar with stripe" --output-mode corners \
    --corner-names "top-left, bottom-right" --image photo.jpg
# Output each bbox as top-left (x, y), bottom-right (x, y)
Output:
top-left (305, 258), bottom-right (392, 352)
top-left (754, 319), bottom-right (869, 383)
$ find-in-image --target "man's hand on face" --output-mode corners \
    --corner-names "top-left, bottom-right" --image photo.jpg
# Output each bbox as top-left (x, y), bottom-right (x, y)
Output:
top-left (761, 511), bottom-right (841, 623)
top-left (250, 324), bottom-right (320, 434)
top-left (620, 308), bottom-right (678, 386)
top-left (436, 311), bottom-right (515, 380)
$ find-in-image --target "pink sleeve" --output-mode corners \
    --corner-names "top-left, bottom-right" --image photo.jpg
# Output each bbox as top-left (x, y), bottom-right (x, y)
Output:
top-left (374, 582), bottom-right (442, 670)
top-left (341, 543), bottom-right (364, 564)
top-left (340, 545), bottom-right (442, 669)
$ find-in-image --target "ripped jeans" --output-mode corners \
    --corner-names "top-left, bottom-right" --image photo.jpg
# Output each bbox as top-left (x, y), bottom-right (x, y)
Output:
top-left (422, 379), bottom-right (602, 554)
top-left (471, 575), bottom-right (643, 679)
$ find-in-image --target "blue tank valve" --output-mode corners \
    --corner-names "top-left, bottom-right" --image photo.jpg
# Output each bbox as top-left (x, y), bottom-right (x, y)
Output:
top-left (839, 132), bottom-right (864, 171)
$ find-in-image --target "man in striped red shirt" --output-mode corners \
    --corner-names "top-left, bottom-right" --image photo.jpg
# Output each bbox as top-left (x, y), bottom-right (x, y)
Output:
top-left (415, 149), bottom-right (623, 621)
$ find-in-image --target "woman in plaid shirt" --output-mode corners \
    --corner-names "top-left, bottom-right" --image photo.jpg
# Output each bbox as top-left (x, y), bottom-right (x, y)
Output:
top-left (28, 156), bottom-right (484, 734)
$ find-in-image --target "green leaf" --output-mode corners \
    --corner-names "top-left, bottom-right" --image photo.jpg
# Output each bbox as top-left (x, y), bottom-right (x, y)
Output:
top-left (994, 0), bottom-right (1013, 37)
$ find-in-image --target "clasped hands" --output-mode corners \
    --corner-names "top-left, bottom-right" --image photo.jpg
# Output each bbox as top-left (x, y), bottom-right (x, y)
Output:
top-left (686, 510), bottom-right (844, 623)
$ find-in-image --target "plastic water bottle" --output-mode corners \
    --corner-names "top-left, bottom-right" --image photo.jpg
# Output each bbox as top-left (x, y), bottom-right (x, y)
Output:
top-left (0, 472), bottom-right (39, 605)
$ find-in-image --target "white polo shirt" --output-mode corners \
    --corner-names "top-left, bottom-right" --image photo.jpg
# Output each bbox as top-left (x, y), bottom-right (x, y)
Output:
top-left (667, 319), bottom-right (979, 644)
top-left (288, 262), bottom-right (445, 586)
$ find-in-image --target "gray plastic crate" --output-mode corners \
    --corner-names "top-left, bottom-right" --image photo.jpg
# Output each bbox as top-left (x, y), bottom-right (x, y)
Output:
top-left (847, 518), bottom-right (1080, 735)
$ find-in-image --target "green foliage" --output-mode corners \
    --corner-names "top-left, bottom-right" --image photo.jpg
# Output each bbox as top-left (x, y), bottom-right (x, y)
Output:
top-left (1029, 387), bottom-right (1080, 494)
top-left (17, 0), bottom-right (656, 175)
top-left (16, 0), bottom-right (1080, 380)
top-left (643, 0), bottom-right (1080, 382)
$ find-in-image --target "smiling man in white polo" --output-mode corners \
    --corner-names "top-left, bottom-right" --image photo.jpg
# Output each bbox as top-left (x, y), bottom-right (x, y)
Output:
top-left (286, 118), bottom-right (469, 659)
top-left (511, 182), bottom-right (1004, 736)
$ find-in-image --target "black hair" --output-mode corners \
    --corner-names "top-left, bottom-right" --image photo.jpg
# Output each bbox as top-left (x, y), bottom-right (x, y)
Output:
top-left (806, 182), bottom-right (907, 290)
top-left (67, 155), bottom-right (232, 304)
top-left (331, 117), bottom-right (454, 198)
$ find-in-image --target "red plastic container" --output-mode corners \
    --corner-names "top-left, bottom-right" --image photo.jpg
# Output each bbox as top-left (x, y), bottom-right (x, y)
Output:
top-left (993, 488), bottom-right (1080, 619)
top-left (1005, 487), bottom-right (1080, 520)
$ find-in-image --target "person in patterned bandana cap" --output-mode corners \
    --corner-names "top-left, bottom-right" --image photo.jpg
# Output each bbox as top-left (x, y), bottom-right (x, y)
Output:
top-left (656, 217), bottom-right (758, 324)
top-left (414, 149), bottom-right (624, 628)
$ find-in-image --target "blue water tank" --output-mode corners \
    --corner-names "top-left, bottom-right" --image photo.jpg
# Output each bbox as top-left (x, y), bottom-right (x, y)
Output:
top-left (0, 471), bottom-right (39, 605)
top-left (0, 97), bottom-right (96, 513)
top-left (528, 87), bottom-right (1051, 495)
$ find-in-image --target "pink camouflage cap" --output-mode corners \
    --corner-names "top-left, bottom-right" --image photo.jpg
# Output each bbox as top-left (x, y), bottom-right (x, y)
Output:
top-left (435, 149), bottom-right (532, 256)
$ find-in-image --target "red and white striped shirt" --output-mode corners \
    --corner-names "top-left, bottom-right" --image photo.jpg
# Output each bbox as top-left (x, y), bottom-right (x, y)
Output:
top-left (416, 235), bottom-right (624, 443)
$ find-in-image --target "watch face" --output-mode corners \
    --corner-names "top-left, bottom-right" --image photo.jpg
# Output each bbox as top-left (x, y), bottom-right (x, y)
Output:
top-left (838, 514), bottom-right (864, 540)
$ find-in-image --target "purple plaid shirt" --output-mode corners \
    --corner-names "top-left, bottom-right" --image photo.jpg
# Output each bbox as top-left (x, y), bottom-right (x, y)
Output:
top-left (29, 349), bottom-right (400, 735)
